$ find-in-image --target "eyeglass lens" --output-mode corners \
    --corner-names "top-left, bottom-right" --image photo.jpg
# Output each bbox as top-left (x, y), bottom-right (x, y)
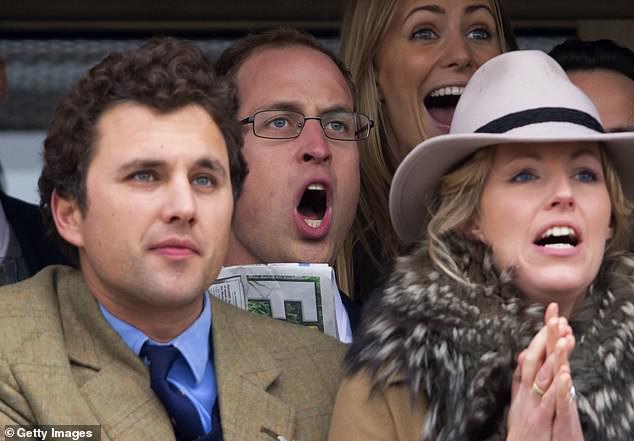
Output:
top-left (253, 110), bottom-right (369, 140)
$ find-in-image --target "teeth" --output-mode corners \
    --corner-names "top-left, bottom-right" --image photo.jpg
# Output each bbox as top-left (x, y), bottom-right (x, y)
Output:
top-left (307, 183), bottom-right (325, 191)
top-left (429, 86), bottom-right (465, 98)
top-left (544, 243), bottom-right (574, 249)
top-left (541, 226), bottom-right (576, 239)
top-left (304, 219), bottom-right (322, 229)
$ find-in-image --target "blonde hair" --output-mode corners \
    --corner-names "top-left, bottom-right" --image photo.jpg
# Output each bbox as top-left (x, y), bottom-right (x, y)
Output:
top-left (337, 0), bottom-right (517, 298)
top-left (428, 145), bottom-right (633, 285)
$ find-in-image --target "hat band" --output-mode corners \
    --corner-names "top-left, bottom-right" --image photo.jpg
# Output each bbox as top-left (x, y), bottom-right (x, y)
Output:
top-left (475, 107), bottom-right (604, 134)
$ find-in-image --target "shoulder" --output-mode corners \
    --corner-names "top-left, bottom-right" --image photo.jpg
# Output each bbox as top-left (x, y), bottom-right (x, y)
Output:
top-left (0, 266), bottom-right (77, 353)
top-left (329, 369), bottom-right (427, 441)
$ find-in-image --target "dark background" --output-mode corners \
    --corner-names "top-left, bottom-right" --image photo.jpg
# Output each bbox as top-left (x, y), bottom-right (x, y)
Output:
top-left (1, 0), bottom-right (633, 129)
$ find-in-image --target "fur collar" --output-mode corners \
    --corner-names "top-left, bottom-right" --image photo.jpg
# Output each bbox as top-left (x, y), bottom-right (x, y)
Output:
top-left (348, 238), bottom-right (634, 441)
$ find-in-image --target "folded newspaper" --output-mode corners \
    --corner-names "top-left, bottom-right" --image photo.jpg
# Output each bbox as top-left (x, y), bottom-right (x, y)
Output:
top-left (208, 263), bottom-right (338, 338)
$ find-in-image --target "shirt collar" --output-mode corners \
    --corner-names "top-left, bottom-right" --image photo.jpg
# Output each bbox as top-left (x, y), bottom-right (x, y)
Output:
top-left (98, 293), bottom-right (211, 384)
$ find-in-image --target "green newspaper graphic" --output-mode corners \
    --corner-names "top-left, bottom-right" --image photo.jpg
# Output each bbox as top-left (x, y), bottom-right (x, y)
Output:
top-left (209, 264), bottom-right (337, 337)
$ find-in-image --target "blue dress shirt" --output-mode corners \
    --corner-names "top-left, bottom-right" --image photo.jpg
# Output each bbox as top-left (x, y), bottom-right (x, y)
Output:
top-left (99, 294), bottom-right (217, 432)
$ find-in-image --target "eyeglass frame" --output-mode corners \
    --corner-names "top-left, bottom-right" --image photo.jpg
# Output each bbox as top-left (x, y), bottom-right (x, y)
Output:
top-left (240, 109), bottom-right (375, 142)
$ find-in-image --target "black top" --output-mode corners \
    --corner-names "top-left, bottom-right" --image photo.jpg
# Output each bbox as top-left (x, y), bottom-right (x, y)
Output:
top-left (339, 290), bottom-right (361, 335)
top-left (352, 229), bottom-right (393, 306)
top-left (0, 191), bottom-right (71, 279)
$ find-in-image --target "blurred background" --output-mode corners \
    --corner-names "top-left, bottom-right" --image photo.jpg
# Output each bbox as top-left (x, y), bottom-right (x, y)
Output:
top-left (1, 0), bottom-right (633, 202)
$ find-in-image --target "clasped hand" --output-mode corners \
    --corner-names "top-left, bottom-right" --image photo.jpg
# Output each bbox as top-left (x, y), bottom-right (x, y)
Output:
top-left (506, 303), bottom-right (584, 441)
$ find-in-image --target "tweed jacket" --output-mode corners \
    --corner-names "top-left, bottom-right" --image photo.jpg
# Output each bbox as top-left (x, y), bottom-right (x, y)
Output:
top-left (330, 238), bottom-right (634, 441)
top-left (0, 265), bottom-right (346, 441)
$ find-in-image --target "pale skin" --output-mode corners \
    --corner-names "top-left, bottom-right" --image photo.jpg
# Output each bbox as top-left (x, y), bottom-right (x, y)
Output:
top-left (471, 142), bottom-right (611, 440)
top-left (473, 142), bottom-right (612, 317)
top-left (507, 303), bottom-right (584, 441)
top-left (375, 0), bottom-right (502, 159)
top-left (225, 45), bottom-right (360, 266)
top-left (52, 103), bottom-right (234, 342)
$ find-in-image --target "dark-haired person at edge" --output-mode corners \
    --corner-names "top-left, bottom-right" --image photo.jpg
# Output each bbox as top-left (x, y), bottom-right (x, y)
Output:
top-left (0, 58), bottom-right (69, 285)
top-left (215, 28), bottom-right (366, 341)
top-left (549, 38), bottom-right (634, 133)
top-left (330, 50), bottom-right (634, 441)
top-left (0, 38), bottom-right (345, 441)
top-left (338, 0), bottom-right (518, 305)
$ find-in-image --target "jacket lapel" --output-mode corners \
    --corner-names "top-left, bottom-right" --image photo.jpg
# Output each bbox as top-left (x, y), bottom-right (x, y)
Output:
top-left (59, 270), bottom-right (176, 441)
top-left (211, 299), bottom-right (295, 441)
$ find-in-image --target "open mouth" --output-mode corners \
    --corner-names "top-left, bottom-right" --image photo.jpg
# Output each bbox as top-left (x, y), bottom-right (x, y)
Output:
top-left (534, 226), bottom-right (579, 249)
top-left (424, 86), bottom-right (465, 128)
top-left (297, 183), bottom-right (327, 229)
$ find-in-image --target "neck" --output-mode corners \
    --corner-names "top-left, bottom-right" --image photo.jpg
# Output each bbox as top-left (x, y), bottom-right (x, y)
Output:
top-left (223, 230), bottom-right (263, 266)
top-left (97, 294), bottom-right (204, 342)
top-left (556, 293), bottom-right (586, 319)
top-left (521, 287), bottom-right (587, 319)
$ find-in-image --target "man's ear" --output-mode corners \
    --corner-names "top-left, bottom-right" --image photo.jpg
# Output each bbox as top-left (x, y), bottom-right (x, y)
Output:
top-left (51, 189), bottom-right (84, 248)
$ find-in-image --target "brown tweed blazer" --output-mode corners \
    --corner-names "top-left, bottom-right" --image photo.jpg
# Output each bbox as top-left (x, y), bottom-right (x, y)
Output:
top-left (0, 266), bottom-right (346, 441)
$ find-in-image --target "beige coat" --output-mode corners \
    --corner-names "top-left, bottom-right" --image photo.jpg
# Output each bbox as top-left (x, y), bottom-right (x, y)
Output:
top-left (328, 370), bottom-right (427, 441)
top-left (0, 265), bottom-right (346, 441)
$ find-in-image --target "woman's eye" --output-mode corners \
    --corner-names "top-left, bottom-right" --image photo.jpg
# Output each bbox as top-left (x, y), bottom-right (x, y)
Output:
top-left (411, 28), bottom-right (437, 40)
top-left (466, 27), bottom-right (492, 40)
top-left (575, 169), bottom-right (598, 183)
top-left (511, 171), bottom-right (537, 182)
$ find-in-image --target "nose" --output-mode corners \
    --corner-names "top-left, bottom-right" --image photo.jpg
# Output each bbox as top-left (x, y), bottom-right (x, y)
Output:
top-left (162, 177), bottom-right (197, 225)
top-left (547, 176), bottom-right (575, 210)
top-left (440, 32), bottom-right (473, 70)
top-left (296, 119), bottom-right (332, 164)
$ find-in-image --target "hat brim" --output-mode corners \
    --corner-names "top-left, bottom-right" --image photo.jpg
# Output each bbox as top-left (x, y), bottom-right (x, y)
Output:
top-left (390, 129), bottom-right (634, 244)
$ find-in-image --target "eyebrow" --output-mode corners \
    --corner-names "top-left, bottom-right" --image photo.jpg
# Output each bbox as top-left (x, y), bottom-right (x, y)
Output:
top-left (250, 101), bottom-right (353, 116)
top-left (570, 148), bottom-right (601, 161)
top-left (404, 3), bottom-right (494, 23)
top-left (117, 157), bottom-right (226, 176)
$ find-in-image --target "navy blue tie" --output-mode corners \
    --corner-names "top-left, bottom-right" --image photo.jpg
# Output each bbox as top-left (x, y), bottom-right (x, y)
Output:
top-left (141, 343), bottom-right (207, 441)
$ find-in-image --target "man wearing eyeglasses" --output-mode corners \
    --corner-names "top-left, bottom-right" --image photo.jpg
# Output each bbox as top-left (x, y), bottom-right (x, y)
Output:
top-left (215, 28), bottom-right (371, 342)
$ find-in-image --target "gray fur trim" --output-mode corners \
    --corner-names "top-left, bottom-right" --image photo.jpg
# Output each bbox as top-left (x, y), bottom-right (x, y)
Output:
top-left (347, 238), bottom-right (634, 441)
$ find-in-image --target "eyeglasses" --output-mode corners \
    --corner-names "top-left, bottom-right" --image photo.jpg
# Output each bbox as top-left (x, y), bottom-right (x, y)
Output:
top-left (240, 109), bottom-right (374, 141)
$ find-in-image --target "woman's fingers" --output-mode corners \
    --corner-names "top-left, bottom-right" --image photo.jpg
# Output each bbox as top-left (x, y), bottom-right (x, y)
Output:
top-left (532, 350), bottom-right (554, 401)
top-left (552, 367), bottom-right (584, 441)
top-left (552, 334), bottom-right (575, 375)
top-left (521, 326), bottom-right (549, 384)
top-left (544, 302), bottom-right (559, 325)
top-left (546, 316), bottom-right (559, 355)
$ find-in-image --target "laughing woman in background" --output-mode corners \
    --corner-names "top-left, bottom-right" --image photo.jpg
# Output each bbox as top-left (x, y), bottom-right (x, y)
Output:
top-left (337, 0), bottom-right (517, 302)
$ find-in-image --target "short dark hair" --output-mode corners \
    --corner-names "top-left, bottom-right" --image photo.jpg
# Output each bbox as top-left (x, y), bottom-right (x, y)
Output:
top-left (39, 37), bottom-right (248, 263)
top-left (549, 38), bottom-right (634, 81)
top-left (214, 27), bottom-right (356, 100)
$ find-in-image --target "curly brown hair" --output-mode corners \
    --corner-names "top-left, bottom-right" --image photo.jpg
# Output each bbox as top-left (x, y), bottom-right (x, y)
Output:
top-left (39, 36), bottom-right (248, 263)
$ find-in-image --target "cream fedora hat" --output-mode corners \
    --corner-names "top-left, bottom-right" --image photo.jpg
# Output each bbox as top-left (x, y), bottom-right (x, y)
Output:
top-left (390, 50), bottom-right (634, 244)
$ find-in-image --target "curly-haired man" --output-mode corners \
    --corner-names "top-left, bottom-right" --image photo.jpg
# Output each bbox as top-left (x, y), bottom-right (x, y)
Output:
top-left (0, 37), bottom-right (345, 441)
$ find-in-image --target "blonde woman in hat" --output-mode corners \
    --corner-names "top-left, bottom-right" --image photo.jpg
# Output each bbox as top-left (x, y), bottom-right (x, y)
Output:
top-left (329, 50), bottom-right (634, 441)
top-left (338, 0), bottom-right (517, 304)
